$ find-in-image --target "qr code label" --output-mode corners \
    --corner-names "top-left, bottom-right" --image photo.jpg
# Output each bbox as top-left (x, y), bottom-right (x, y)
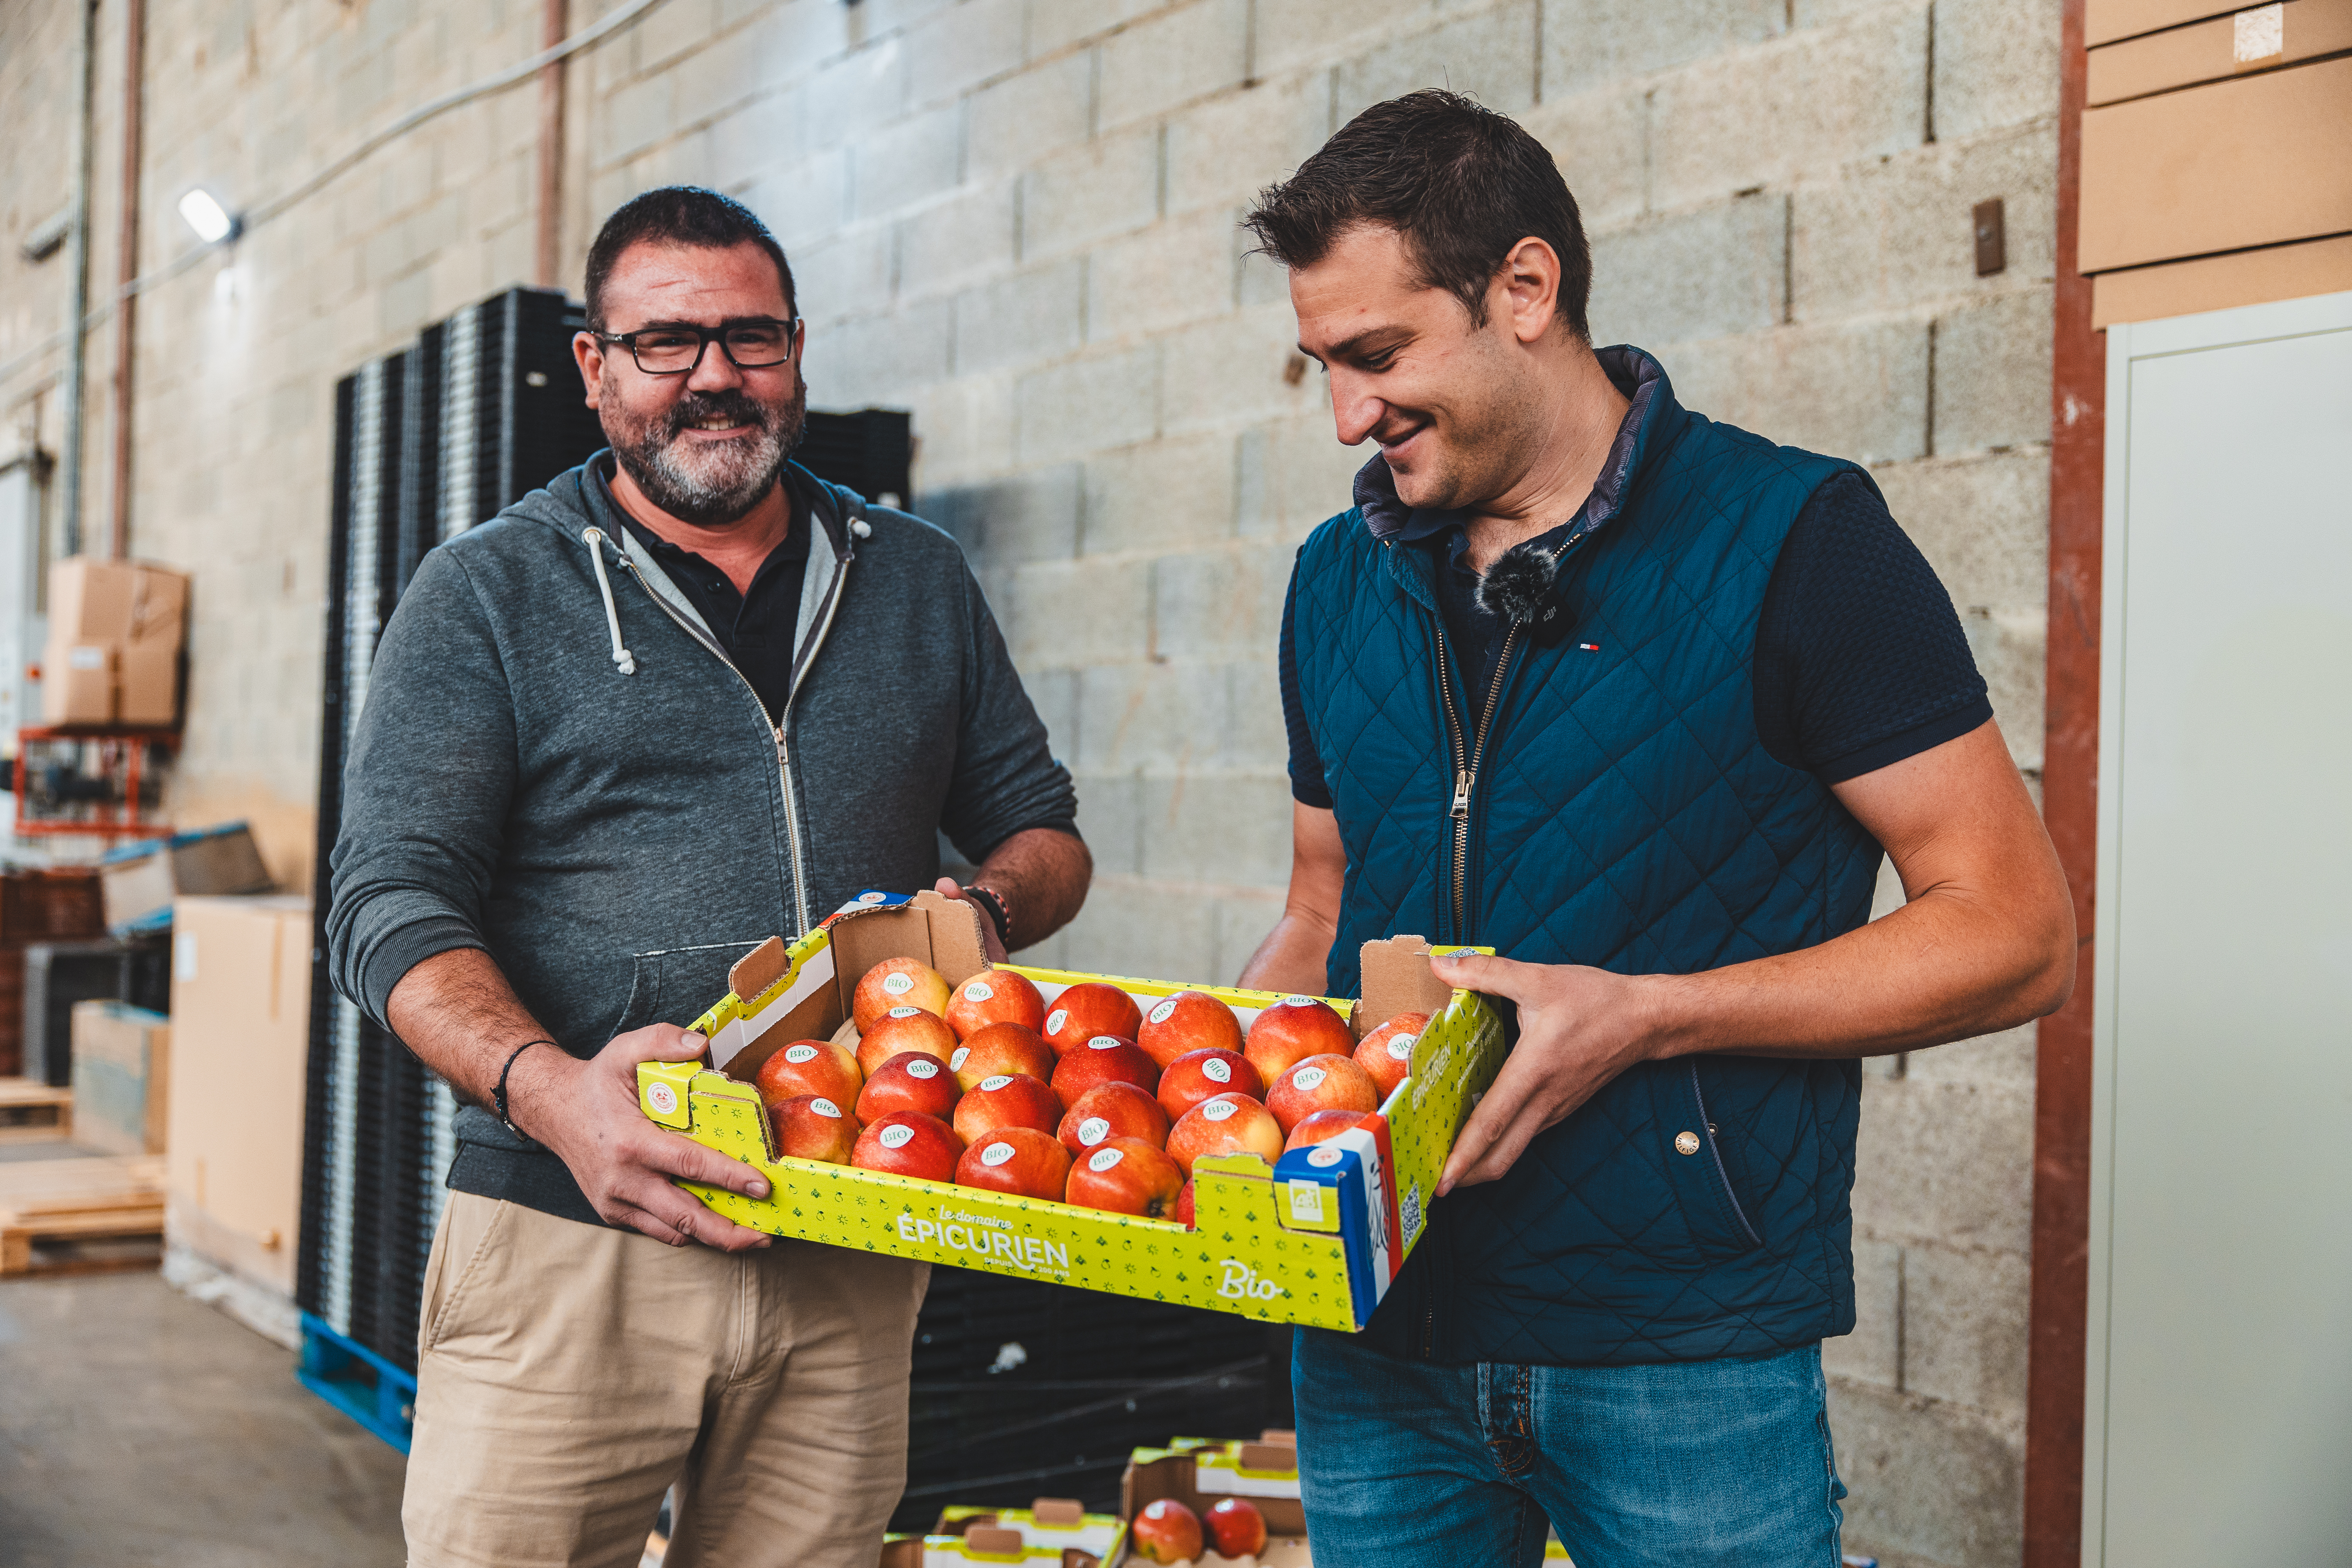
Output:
top-left (1400, 1182), bottom-right (1424, 1251)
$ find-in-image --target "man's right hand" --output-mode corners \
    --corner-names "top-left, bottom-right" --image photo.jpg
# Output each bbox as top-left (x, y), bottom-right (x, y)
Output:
top-left (508, 1023), bottom-right (776, 1252)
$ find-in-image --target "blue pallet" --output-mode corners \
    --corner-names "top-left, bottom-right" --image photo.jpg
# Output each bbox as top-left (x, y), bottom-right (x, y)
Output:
top-left (297, 1313), bottom-right (415, 1454)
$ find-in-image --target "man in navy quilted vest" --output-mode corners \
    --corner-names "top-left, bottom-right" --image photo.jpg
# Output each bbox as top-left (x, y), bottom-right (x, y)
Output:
top-left (1236, 91), bottom-right (2076, 1565)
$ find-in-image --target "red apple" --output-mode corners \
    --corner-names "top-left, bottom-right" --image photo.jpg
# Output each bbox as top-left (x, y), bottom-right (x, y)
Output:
top-left (1354, 1011), bottom-right (1430, 1099)
top-left (946, 1021), bottom-right (1056, 1093)
top-left (1050, 1035), bottom-right (1159, 1105)
top-left (951, 1072), bottom-right (1063, 1143)
top-left (1164, 1093), bottom-right (1284, 1175)
top-left (1244, 994), bottom-right (1355, 1082)
top-left (857, 1007), bottom-right (959, 1077)
top-left (1041, 982), bottom-right (1144, 1056)
top-left (852, 956), bottom-right (950, 1033)
top-left (944, 967), bottom-right (1047, 1039)
top-left (1135, 989), bottom-right (1243, 1069)
top-left (1284, 1107), bottom-right (1367, 1152)
top-left (954, 1125), bottom-right (1071, 1200)
top-left (769, 1093), bottom-right (859, 1163)
top-left (1173, 1179), bottom-right (1195, 1229)
top-left (1206, 1497), bottom-right (1268, 1558)
top-left (1056, 1081), bottom-right (1171, 1158)
top-left (1130, 1498), bottom-right (1204, 1564)
top-left (855, 1052), bottom-right (959, 1123)
top-left (1157, 1046), bottom-right (1264, 1122)
top-left (1063, 1136), bottom-right (1186, 1219)
top-left (1266, 1053), bottom-right (1379, 1136)
top-left (752, 1038), bottom-right (861, 1109)
top-left (850, 1110), bottom-right (964, 1182)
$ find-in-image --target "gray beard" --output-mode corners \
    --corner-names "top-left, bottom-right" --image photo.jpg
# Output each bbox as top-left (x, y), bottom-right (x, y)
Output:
top-left (614, 399), bottom-right (802, 529)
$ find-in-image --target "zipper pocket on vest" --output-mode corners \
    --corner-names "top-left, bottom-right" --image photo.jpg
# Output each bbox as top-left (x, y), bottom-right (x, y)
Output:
top-left (1687, 1062), bottom-right (1764, 1249)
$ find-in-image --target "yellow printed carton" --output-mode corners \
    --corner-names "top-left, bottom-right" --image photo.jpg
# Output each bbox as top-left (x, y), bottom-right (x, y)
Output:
top-left (913, 1501), bottom-right (1127, 1565)
top-left (637, 890), bottom-right (1503, 1330)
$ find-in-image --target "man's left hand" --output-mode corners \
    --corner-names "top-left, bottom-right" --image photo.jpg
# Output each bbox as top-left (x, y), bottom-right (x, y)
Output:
top-left (1431, 951), bottom-right (1661, 1197)
top-left (935, 876), bottom-right (1009, 965)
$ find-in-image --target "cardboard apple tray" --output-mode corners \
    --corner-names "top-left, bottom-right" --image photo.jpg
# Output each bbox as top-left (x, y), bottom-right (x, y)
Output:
top-left (636, 889), bottom-right (1504, 1331)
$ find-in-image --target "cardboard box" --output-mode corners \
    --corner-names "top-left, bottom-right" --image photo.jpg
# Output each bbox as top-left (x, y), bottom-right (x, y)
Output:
top-left (49, 556), bottom-right (187, 645)
top-left (40, 557), bottom-right (189, 725)
top-left (2088, 0), bottom-right (2352, 104)
top-left (116, 639), bottom-right (180, 726)
top-left (2091, 232), bottom-right (2352, 326)
top-left (2079, 56), bottom-right (2352, 274)
top-left (889, 1502), bottom-right (1131, 1567)
top-left (41, 639), bottom-right (114, 723)
top-left (70, 1000), bottom-right (170, 1156)
top-left (100, 822), bottom-right (274, 933)
top-left (163, 894), bottom-right (311, 1298)
top-left (641, 891), bottom-right (1503, 1332)
top-left (2085, 0), bottom-right (2239, 46)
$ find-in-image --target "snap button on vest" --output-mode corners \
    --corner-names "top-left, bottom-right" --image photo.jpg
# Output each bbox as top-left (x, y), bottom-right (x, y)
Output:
top-left (1674, 1130), bottom-right (1701, 1156)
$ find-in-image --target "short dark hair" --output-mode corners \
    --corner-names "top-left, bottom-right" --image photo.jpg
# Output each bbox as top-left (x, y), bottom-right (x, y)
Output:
top-left (1243, 90), bottom-right (1591, 340)
top-left (584, 186), bottom-right (797, 329)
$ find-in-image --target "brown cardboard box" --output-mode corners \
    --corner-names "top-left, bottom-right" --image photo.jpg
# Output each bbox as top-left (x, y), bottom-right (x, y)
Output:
top-left (163, 894), bottom-right (311, 1298)
top-left (2086, 0), bottom-right (2238, 46)
top-left (100, 823), bottom-right (273, 931)
top-left (70, 1000), bottom-right (170, 1156)
top-left (117, 639), bottom-right (179, 726)
top-left (49, 556), bottom-right (188, 645)
top-left (2088, 0), bottom-right (2352, 104)
top-left (2092, 233), bottom-right (2352, 326)
top-left (2079, 57), bottom-right (2352, 273)
top-left (41, 639), bottom-right (115, 723)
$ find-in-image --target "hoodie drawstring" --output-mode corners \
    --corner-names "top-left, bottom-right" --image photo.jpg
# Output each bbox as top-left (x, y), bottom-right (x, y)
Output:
top-left (581, 528), bottom-right (637, 675)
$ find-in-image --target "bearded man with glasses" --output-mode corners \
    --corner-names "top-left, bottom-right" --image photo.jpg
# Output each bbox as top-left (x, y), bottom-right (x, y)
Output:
top-left (327, 187), bottom-right (1091, 1567)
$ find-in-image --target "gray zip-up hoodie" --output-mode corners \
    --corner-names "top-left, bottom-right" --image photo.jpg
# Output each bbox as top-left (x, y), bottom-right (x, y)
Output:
top-left (326, 455), bottom-right (1078, 1222)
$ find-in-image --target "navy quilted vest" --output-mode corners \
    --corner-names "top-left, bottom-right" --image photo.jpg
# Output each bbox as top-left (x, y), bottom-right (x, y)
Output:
top-left (1292, 350), bottom-right (1882, 1366)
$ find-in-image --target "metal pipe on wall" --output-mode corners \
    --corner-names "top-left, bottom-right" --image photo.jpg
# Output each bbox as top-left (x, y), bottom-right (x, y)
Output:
top-left (108, 0), bottom-right (146, 561)
top-left (534, 0), bottom-right (567, 289)
top-left (58, 0), bottom-right (100, 560)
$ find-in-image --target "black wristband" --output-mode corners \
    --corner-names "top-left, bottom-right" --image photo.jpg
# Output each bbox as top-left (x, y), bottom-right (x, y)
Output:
top-left (494, 1039), bottom-right (555, 1136)
top-left (967, 884), bottom-right (1012, 947)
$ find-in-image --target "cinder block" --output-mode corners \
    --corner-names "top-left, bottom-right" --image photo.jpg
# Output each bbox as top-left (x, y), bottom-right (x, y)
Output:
top-left (1020, 667), bottom-right (1081, 761)
top-left (1933, 0), bottom-right (2060, 142)
top-left (1019, 127), bottom-right (1163, 259)
top-left (707, 91), bottom-right (809, 194)
top-left (1790, 124), bottom-right (2057, 321)
top-left (1665, 317), bottom-right (1930, 466)
top-left (1014, 343), bottom-right (1162, 465)
top-left (664, 24), bottom-right (775, 121)
top-left (791, 225), bottom-right (895, 325)
top-left (1902, 1243), bottom-right (2030, 1421)
top-left (1235, 415), bottom-right (1366, 544)
top-left (1029, 0), bottom-right (1167, 58)
top-left (1075, 662), bottom-right (1234, 772)
top-left (1139, 772), bottom-right (1298, 886)
top-left (1086, 211), bottom-right (1239, 343)
top-left (966, 51), bottom-right (1094, 178)
top-left (1081, 431), bottom-right (1237, 556)
top-left (1159, 304), bottom-right (1329, 438)
top-left (955, 260), bottom-right (1087, 376)
top-left (852, 104), bottom-right (962, 218)
top-left (1932, 289), bottom-right (2052, 456)
top-left (1055, 873), bottom-right (1223, 986)
top-left (1163, 74), bottom-right (1332, 217)
top-left (599, 72), bottom-right (677, 165)
top-left (1958, 602), bottom-right (2046, 772)
top-left (802, 297), bottom-right (952, 406)
top-left (741, 150), bottom-right (851, 248)
top-left (1332, 2), bottom-right (1542, 126)
top-left (1648, 6), bottom-right (1928, 208)
top-left (896, 182), bottom-right (1020, 300)
top-left (806, 38), bottom-right (909, 151)
top-left (1823, 1237), bottom-right (1905, 1389)
top-left (1097, 0), bottom-right (1250, 133)
top-left (1519, 85), bottom-right (1651, 229)
top-left (1207, 885), bottom-right (1290, 987)
top-left (906, 0), bottom-right (1026, 108)
top-left (1224, 656), bottom-right (1292, 772)
top-left (1150, 541), bottom-right (1292, 663)
top-left (1069, 775), bottom-right (1145, 876)
top-left (919, 463), bottom-right (1082, 564)
top-left (1001, 555), bottom-right (1156, 669)
top-left (1826, 1379), bottom-right (2025, 1568)
top-left (1587, 193), bottom-right (1787, 346)
top-left (1253, 0), bottom-right (1436, 81)
top-left (632, 0), bottom-right (722, 76)
top-left (1874, 446), bottom-right (2050, 611)
top-left (1540, 0), bottom-right (1787, 98)
top-left (1851, 1075), bottom-right (2034, 1253)
top-left (896, 371), bottom-right (1019, 484)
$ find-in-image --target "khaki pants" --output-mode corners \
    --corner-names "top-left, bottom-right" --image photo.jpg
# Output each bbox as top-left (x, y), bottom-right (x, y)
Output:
top-left (402, 1192), bottom-right (929, 1568)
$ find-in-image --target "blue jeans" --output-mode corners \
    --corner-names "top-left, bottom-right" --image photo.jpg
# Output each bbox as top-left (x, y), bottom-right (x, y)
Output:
top-left (1292, 1331), bottom-right (1845, 1566)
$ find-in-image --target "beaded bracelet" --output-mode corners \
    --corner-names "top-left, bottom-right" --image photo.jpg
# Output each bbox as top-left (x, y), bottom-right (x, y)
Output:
top-left (967, 884), bottom-right (1013, 948)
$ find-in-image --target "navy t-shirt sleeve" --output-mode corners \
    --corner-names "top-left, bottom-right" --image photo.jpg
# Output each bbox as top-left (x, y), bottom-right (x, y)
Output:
top-left (1753, 471), bottom-right (1994, 783)
top-left (1280, 554), bottom-right (1335, 809)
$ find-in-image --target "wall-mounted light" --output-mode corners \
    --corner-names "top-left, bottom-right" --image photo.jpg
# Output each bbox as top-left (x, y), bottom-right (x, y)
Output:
top-left (177, 188), bottom-right (238, 245)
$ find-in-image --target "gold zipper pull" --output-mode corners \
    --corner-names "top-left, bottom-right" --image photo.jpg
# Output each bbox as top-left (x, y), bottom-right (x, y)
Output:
top-left (1451, 770), bottom-right (1474, 819)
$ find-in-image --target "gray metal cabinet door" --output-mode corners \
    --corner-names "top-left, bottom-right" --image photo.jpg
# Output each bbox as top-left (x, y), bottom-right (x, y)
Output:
top-left (2086, 291), bottom-right (2352, 1565)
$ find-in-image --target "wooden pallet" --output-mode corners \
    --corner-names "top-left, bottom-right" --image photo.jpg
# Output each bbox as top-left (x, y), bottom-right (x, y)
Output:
top-left (0, 1076), bottom-right (70, 1144)
top-left (0, 1155), bottom-right (164, 1277)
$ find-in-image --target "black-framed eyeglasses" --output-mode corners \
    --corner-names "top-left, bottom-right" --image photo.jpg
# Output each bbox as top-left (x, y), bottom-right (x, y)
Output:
top-left (592, 317), bottom-right (802, 375)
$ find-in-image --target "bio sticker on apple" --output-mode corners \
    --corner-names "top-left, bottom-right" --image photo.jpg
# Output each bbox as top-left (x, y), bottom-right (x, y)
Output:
top-left (1088, 1147), bottom-right (1125, 1172)
top-left (784, 1044), bottom-right (820, 1064)
top-left (965, 981), bottom-right (994, 1001)
top-left (882, 972), bottom-right (914, 995)
top-left (1045, 1009), bottom-right (1068, 1035)
top-left (879, 1124), bottom-right (915, 1149)
top-left (811, 1098), bottom-right (843, 1118)
top-left (980, 1075), bottom-right (1014, 1092)
top-left (982, 1142), bottom-right (1016, 1167)
top-left (1087, 1036), bottom-right (1123, 1051)
top-left (888, 1006), bottom-right (922, 1019)
top-left (646, 1082), bottom-right (679, 1115)
top-left (1388, 1034), bottom-right (1418, 1060)
top-left (1201, 1098), bottom-right (1238, 1122)
top-left (1148, 998), bottom-right (1177, 1025)
top-left (1308, 1146), bottom-right (1343, 1168)
top-left (950, 1048), bottom-right (970, 1070)
top-left (1077, 1116), bottom-right (1111, 1145)
top-left (1203, 1058), bottom-right (1232, 1084)
top-left (906, 1059), bottom-right (940, 1079)
top-left (1281, 994), bottom-right (1314, 1007)
top-left (1292, 1066), bottom-right (1328, 1092)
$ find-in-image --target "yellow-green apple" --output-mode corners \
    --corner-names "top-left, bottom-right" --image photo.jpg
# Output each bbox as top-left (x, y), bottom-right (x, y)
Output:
top-left (1041, 982), bottom-right (1143, 1056)
top-left (1165, 1092), bottom-right (1284, 1175)
top-left (1353, 1011), bottom-right (1430, 1099)
top-left (1063, 1137), bottom-right (1185, 1219)
top-left (1157, 1047), bottom-right (1264, 1122)
top-left (1266, 1054), bottom-right (1379, 1136)
top-left (850, 1110), bottom-right (963, 1181)
top-left (944, 967), bottom-right (1047, 1039)
top-left (1206, 1498), bottom-right (1268, 1558)
top-left (852, 957), bottom-right (950, 1033)
top-left (753, 1038), bottom-right (861, 1109)
top-left (855, 1052), bottom-right (959, 1122)
top-left (1283, 1107), bottom-right (1368, 1152)
top-left (857, 1007), bottom-right (959, 1077)
top-left (1056, 1081), bottom-right (1170, 1158)
top-left (953, 1125), bottom-right (1071, 1200)
top-left (1135, 989), bottom-right (1243, 1068)
top-left (769, 1093), bottom-right (859, 1163)
top-left (951, 1072), bottom-right (1062, 1143)
top-left (1244, 994), bottom-right (1355, 1082)
top-left (1049, 1035), bottom-right (1159, 1104)
top-left (947, 1021), bottom-right (1056, 1093)
top-left (1130, 1498), bottom-right (1204, 1564)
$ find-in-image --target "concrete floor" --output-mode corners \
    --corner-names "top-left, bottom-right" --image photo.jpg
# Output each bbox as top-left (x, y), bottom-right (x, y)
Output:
top-left (0, 1270), bottom-right (408, 1566)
